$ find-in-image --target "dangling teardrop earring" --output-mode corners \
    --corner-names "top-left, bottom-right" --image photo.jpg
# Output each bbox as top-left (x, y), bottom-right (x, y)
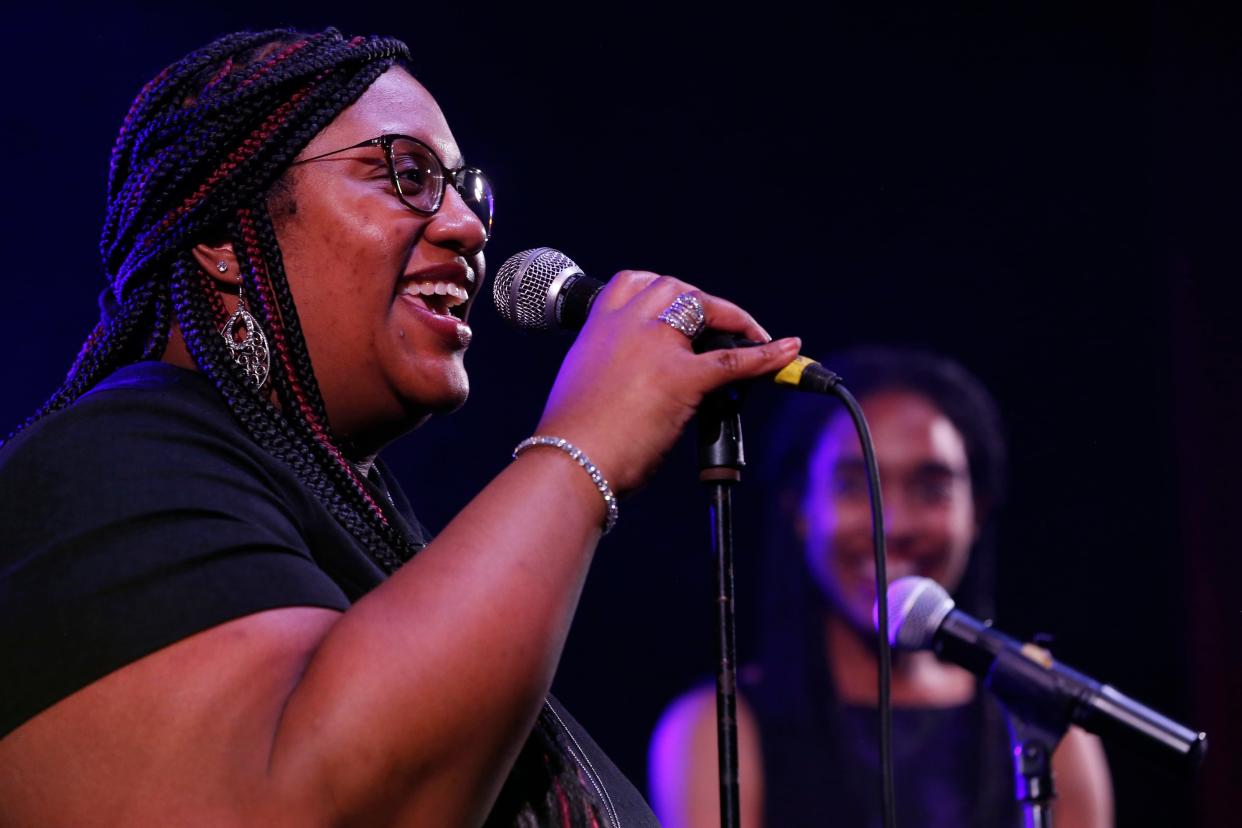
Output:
top-left (220, 270), bottom-right (270, 391)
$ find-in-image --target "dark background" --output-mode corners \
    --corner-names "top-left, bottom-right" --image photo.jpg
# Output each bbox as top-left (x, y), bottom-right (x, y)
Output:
top-left (5, 2), bottom-right (1239, 825)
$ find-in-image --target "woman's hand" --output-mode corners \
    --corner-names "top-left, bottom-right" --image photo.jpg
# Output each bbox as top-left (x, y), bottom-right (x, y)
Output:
top-left (533, 270), bottom-right (801, 495)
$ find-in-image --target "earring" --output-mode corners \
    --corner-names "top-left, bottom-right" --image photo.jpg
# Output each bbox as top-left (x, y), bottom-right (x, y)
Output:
top-left (216, 260), bottom-right (229, 274)
top-left (220, 274), bottom-right (270, 391)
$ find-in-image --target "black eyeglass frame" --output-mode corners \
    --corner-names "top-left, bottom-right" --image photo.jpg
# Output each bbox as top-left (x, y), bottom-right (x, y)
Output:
top-left (296, 133), bottom-right (493, 237)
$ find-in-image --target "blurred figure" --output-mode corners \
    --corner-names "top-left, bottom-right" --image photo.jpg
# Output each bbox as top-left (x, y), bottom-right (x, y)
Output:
top-left (650, 346), bottom-right (1113, 828)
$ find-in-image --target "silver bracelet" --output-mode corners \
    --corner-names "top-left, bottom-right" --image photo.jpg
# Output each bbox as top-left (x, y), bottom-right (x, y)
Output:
top-left (512, 436), bottom-right (618, 534)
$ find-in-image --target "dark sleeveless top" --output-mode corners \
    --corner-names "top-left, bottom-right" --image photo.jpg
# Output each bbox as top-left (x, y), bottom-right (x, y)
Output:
top-left (743, 665), bottom-right (1022, 828)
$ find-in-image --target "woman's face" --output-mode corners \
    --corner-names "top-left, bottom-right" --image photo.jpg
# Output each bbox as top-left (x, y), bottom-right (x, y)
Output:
top-left (271, 66), bottom-right (488, 452)
top-left (801, 390), bottom-right (978, 633)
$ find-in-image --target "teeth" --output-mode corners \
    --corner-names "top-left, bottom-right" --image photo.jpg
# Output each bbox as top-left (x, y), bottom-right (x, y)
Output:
top-left (399, 281), bottom-right (469, 309)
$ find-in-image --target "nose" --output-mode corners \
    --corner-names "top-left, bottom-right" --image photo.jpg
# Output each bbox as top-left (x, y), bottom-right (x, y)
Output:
top-left (882, 488), bottom-right (918, 549)
top-left (424, 185), bottom-right (488, 255)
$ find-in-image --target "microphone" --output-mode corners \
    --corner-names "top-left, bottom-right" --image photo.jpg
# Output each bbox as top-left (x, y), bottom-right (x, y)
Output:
top-left (879, 576), bottom-right (1207, 770)
top-left (492, 247), bottom-right (840, 394)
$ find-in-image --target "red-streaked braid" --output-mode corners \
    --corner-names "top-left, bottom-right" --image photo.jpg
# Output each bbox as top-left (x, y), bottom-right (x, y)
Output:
top-left (552, 777), bottom-right (573, 827)
top-left (235, 207), bottom-right (391, 528)
top-left (131, 70), bottom-right (332, 283)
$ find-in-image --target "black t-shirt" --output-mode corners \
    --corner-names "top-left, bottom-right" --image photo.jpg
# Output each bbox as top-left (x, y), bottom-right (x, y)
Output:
top-left (0, 362), bottom-right (656, 826)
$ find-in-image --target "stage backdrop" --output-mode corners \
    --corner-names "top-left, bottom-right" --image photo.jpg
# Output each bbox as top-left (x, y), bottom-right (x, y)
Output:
top-left (4, 3), bottom-right (1237, 825)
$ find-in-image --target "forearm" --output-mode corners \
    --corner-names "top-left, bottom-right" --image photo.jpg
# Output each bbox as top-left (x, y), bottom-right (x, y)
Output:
top-left (266, 447), bottom-right (606, 823)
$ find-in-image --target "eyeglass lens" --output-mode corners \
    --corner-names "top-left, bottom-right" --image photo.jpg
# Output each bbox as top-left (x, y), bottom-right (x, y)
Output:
top-left (389, 137), bottom-right (493, 236)
top-left (455, 168), bottom-right (494, 237)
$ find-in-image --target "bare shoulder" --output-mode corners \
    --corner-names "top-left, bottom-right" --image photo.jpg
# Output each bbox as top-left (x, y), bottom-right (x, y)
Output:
top-left (1051, 726), bottom-right (1114, 828)
top-left (650, 685), bottom-right (718, 755)
top-left (648, 684), bottom-right (764, 828)
top-left (650, 684), bottom-right (763, 767)
top-left (0, 607), bottom-right (340, 828)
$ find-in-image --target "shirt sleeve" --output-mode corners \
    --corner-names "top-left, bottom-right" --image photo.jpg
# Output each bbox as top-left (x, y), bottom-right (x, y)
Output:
top-left (0, 379), bottom-right (351, 737)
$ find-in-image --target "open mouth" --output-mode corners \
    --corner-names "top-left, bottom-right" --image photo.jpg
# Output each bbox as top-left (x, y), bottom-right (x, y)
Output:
top-left (397, 279), bottom-right (470, 320)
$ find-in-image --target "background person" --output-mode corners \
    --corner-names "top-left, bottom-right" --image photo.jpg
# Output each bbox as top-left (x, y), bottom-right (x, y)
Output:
top-left (649, 346), bottom-right (1114, 828)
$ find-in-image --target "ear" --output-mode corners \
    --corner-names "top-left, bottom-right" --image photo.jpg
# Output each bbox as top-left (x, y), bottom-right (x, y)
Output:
top-left (191, 241), bottom-right (240, 289)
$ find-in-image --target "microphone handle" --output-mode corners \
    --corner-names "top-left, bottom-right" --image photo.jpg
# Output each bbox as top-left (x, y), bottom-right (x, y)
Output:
top-left (548, 272), bottom-right (841, 394)
top-left (553, 272), bottom-right (601, 331)
top-left (1082, 683), bottom-right (1208, 769)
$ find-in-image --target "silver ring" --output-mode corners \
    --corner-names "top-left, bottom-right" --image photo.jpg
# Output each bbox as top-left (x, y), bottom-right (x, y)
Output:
top-left (657, 292), bottom-right (707, 339)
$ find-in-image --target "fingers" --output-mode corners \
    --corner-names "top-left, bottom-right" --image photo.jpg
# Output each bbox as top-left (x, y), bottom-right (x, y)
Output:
top-left (691, 294), bottom-right (772, 344)
top-left (603, 273), bottom-right (773, 343)
top-left (592, 267), bottom-right (797, 386)
top-left (541, 267), bottom-right (803, 492)
top-left (589, 269), bottom-right (664, 312)
top-left (698, 336), bottom-right (804, 386)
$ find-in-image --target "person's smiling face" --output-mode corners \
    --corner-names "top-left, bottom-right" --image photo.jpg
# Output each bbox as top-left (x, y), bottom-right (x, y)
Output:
top-left (271, 66), bottom-right (488, 453)
top-left (801, 390), bottom-right (978, 634)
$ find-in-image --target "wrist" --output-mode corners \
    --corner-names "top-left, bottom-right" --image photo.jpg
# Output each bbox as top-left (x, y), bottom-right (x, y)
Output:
top-left (512, 436), bottom-right (618, 534)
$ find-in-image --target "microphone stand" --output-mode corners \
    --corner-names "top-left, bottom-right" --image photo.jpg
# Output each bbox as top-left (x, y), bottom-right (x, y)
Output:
top-left (1006, 715), bottom-right (1060, 828)
top-left (696, 386), bottom-right (746, 828)
top-left (986, 644), bottom-right (1073, 828)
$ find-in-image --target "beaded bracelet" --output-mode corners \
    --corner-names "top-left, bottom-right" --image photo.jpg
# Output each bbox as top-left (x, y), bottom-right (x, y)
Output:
top-left (512, 436), bottom-right (618, 534)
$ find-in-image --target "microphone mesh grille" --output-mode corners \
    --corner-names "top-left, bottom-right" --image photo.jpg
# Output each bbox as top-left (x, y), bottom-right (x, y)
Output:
top-left (883, 576), bottom-right (956, 650)
top-left (492, 247), bottom-right (578, 332)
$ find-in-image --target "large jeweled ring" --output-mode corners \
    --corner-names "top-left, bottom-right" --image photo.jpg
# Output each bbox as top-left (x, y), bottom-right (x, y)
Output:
top-left (657, 292), bottom-right (707, 339)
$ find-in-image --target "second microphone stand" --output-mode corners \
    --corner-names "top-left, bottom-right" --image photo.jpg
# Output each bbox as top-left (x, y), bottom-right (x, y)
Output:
top-left (697, 386), bottom-right (747, 828)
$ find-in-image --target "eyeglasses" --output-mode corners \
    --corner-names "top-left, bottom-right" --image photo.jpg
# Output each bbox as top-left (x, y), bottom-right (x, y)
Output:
top-left (297, 134), bottom-right (494, 239)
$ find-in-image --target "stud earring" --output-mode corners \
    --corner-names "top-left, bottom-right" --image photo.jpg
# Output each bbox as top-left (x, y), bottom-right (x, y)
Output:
top-left (220, 274), bottom-right (270, 391)
top-left (216, 260), bottom-right (229, 274)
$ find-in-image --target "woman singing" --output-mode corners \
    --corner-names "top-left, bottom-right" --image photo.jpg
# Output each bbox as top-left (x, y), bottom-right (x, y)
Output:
top-left (0, 28), bottom-right (799, 826)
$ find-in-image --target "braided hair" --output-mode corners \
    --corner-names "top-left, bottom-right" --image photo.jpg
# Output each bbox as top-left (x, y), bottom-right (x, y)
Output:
top-left (13, 28), bottom-right (605, 827)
